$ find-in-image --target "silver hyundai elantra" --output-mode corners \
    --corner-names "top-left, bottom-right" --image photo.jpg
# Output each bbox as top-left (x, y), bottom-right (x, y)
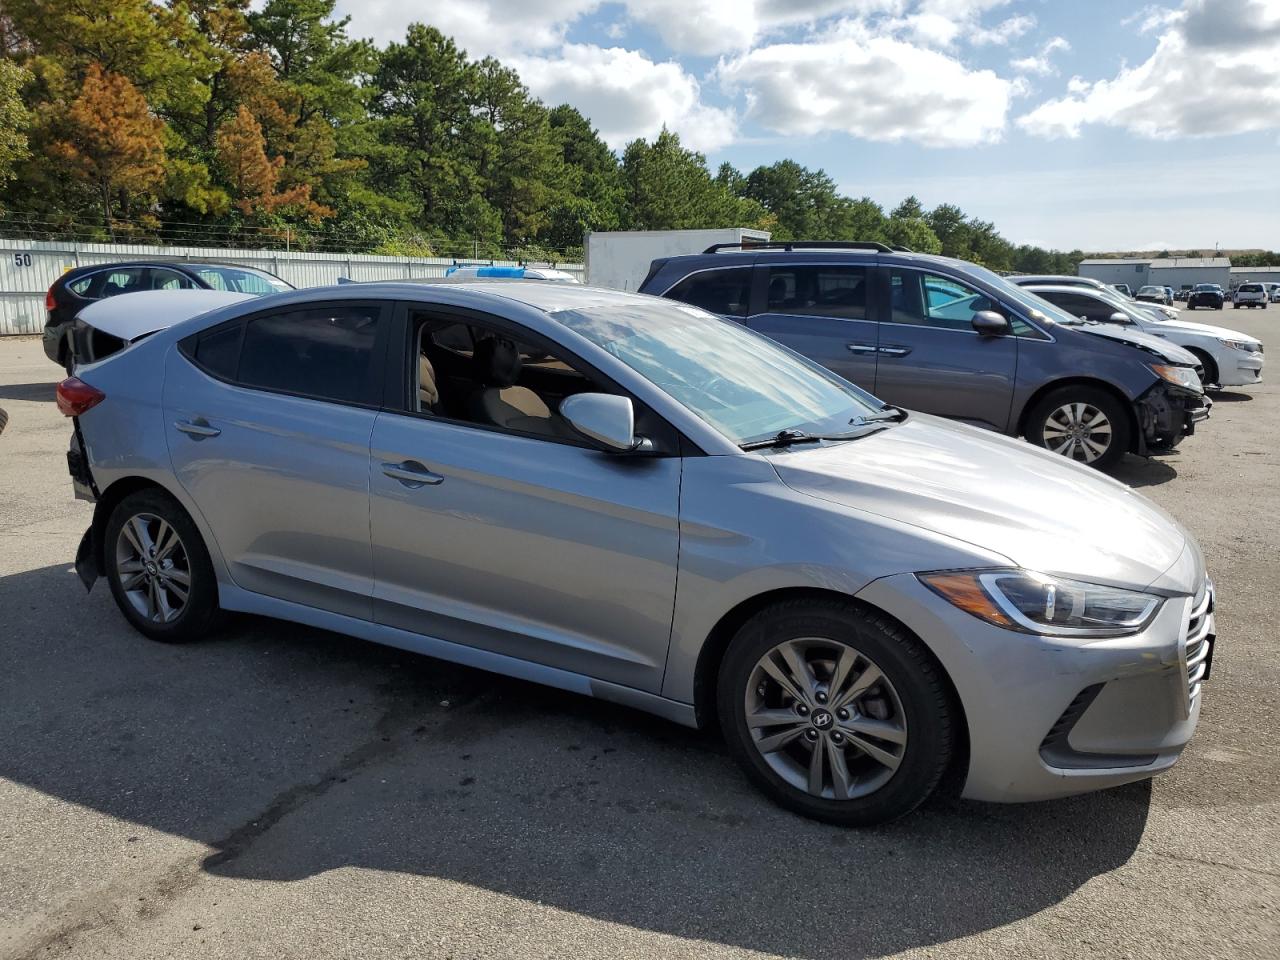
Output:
top-left (59, 282), bottom-right (1214, 825)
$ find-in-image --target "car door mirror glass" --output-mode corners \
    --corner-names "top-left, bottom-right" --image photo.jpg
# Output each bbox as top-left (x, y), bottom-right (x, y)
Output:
top-left (1109, 312), bottom-right (1130, 324)
top-left (971, 310), bottom-right (1010, 336)
top-left (559, 393), bottom-right (641, 452)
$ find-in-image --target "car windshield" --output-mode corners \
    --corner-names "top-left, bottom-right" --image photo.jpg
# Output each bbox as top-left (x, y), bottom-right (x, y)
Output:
top-left (1139, 287), bottom-right (1161, 294)
top-left (1194, 284), bottom-right (1216, 291)
top-left (191, 266), bottom-right (292, 295)
top-left (551, 299), bottom-right (886, 445)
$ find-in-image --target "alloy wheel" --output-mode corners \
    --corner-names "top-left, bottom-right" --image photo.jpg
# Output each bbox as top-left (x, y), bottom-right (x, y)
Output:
top-left (744, 637), bottom-right (907, 801)
top-left (115, 512), bottom-right (191, 624)
top-left (1042, 402), bottom-right (1112, 463)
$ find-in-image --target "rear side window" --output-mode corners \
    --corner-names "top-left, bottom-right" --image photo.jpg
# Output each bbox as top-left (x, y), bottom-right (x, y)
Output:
top-left (235, 305), bottom-right (382, 405)
top-left (665, 268), bottom-right (752, 317)
top-left (193, 324), bottom-right (242, 379)
top-left (99, 268), bottom-right (147, 297)
top-left (764, 265), bottom-right (868, 320)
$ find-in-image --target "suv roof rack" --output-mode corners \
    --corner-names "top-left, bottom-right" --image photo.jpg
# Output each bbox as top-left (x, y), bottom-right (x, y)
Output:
top-left (702, 240), bottom-right (894, 254)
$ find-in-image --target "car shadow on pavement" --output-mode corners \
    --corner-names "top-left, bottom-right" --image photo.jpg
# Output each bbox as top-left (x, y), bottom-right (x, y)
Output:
top-left (1108, 455), bottom-right (1178, 488)
top-left (0, 381), bottom-right (56, 402)
top-left (1206, 391), bottom-right (1253, 403)
top-left (1, 562), bottom-right (1151, 960)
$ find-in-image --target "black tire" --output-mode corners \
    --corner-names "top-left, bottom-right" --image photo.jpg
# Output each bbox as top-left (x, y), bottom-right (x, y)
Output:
top-left (1189, 350), bottom-right (1219, 389)
top-left (1024, 384), bottom-right (1131, 469)
top-left (717, 599), bottom-right (955, 826)
top-left (104, 488), bottom-right (222, 643)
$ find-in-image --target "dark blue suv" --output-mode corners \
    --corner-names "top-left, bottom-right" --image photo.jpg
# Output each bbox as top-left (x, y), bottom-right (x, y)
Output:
top-left (639, 242), bottom-right (1210, 468)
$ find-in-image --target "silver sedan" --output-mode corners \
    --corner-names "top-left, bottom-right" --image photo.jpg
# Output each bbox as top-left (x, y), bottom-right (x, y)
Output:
top-left (59, 282), bottom-right (1213, 825)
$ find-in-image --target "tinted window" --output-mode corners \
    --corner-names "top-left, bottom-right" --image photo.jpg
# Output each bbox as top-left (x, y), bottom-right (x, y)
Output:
top-left (763, 265), bottom-right (868, 320)
top-left (1240, 284), bottom-right (1263, 292)
top-left (665, 268), bottom-right (752, 317)
top-left (1038, 290), bottom-right (1116, 323)
top-left (193, 324), bottom-right (242, 379)
top-left (68, 277), bottom-right (93, 296)
top-left (98, 268), bottom-right (147, 298)
top-left (149, 268), bottom-right (195, 291)
top-left (889, 269), bottom-right (1000, 331)
top-left (237, 305), bottom-right (381, 404)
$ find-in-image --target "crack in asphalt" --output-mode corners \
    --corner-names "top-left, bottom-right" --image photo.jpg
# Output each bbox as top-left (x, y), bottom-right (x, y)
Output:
top-left (5, 686), bottom-right (491, 959)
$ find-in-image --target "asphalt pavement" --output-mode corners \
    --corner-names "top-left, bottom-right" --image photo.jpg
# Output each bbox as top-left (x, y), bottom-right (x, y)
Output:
top-left (0, 313), bottom-right (1277, 959)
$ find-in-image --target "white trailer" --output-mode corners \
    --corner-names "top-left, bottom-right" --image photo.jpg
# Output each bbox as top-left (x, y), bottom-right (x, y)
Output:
top-left (584, 228), bottom-right (771, 292)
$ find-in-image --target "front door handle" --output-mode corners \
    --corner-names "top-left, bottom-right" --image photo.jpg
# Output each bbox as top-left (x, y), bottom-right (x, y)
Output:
top-left (174, 418), bottom-right (220, 439)
top-left (846, 342), bottom-right (877, 354)
top-left (381, 460), bottom-right (444, 488)
top-left (878, 345), bottom-right (913, 357)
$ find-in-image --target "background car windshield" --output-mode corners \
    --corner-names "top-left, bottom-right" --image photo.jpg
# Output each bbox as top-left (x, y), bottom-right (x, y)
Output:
top-left (192, 266), bottom-right (291, 295)
top-left (552, 300), bottom-right (883, 444)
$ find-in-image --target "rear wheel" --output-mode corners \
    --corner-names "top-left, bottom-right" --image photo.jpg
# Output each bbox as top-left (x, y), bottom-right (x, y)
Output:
top-left (1025, 385), bottom-right (1131, 469)
top-left (104, 489), bottom-right (222, 643)
top-left (717, 600), bottom-right (954, 826)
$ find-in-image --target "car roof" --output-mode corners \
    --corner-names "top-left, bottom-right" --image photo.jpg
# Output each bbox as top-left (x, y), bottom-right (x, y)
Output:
top-left (62, 260), bottom-right (284, 279)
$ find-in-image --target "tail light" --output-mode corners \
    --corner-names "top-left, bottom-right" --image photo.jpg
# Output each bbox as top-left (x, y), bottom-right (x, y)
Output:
top-left (56, 377), bottom-right (105, 417)
top-left (45, 286), bottom-right (58, 311)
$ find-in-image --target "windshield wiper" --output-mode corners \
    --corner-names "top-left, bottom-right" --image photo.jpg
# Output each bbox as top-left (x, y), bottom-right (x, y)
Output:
top-left (853, 405), bottom-right (907, 424)
top-left (740, 424), bottom-right (891, 451)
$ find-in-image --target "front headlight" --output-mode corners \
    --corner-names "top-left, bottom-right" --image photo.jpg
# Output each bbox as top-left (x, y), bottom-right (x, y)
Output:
top-left (1150, 363), bottom-right (1202, 392)
top-left (919, 569), bottom-right (1162, 638)
top-left (1219, 338), bottom-right (1259, 353)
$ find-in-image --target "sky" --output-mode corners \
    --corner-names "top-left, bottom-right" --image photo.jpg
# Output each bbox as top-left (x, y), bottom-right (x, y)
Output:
top-left (333, 0), bottom-right (1280, 252)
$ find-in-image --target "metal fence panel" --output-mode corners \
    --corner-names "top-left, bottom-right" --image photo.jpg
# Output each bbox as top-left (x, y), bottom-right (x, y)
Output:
top-left (0, 238), bottom-right (584, 336)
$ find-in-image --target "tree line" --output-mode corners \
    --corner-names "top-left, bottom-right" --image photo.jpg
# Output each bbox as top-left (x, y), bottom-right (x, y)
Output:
top-left (0, 0), bottom-right (1086, 271)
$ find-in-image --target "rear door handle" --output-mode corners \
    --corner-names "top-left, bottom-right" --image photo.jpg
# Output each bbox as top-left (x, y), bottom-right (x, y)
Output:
top-left (878, 346), bottom-right (912, 357)
top-left (174, 418), bottom-right (220, 439)
top-left (846, 342), bottom-right (877, 354)
top-left (381, 460), bottom-right (444, 488)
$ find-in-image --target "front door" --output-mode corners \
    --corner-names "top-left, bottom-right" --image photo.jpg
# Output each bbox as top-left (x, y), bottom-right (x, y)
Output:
top-left (368, 310), bottom-right (682, 692)
top-left (742, 263), bottom-right (880, 392)
top-left (871, 267), bottom-right (1018, 431)
top-left (164, 301), bottom-right (389, 619)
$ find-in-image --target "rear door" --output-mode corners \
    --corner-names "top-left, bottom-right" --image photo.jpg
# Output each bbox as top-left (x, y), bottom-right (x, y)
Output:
top-left (742, 262), bottom-right (880, 392)
top-left (164, 300), bottom-right (391, 619)
top-left (870, 267), bottom-right (1018, 430)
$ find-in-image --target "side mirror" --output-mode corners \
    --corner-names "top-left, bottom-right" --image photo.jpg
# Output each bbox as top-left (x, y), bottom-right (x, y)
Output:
top-left (1108, 312), bottom-right (1130, 324)
top-left (560, 393), bottom-right (647, 452)
top-left (971, 310), bottom-right (1010, 336)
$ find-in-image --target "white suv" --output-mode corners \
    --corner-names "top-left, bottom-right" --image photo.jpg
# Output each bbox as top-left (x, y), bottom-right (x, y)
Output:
top-left (1234, 283), bottom-right (1269, 309)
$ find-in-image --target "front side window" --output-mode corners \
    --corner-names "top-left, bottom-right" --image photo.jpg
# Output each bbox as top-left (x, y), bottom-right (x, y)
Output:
top-left (764, 265), bottom-right (868, 320)
top-left (412, 315), bottom-right (598, 443)
top-left (193, 266), bottom-right (291, 295)
top-left (552, 299), bottom-right (884, 446)
top-left (236, 305), bottom-right (381, 404)
top-left (665, 268), bottom-right (752, 318)
top-left (889, 269), bottom-right (1000, 331)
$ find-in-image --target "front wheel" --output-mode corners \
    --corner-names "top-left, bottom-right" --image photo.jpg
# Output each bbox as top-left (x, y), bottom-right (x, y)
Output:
top-left (1025, 386), bottom-right (1131, 469)
top-left (718, 600), bottom-right (955, 826)
top-left (104, 489), bottom-right (222, 642)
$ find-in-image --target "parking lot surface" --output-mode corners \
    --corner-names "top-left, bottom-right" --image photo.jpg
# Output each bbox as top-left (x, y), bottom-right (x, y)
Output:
top-left (1, 320), bottom-right (1277, 960)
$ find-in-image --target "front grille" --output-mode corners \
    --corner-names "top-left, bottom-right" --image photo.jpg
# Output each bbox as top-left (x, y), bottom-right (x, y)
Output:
top-left (1183, 582), bottom-right (1214, 705)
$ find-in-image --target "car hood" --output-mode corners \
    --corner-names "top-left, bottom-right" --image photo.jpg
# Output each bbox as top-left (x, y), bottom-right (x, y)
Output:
top-left (1149, 317), bottom-right (1260, 344)
top-left (77, 290), bottom-right (253, 341)
top-left (770, 415), bottom-right (1194, 592)
top-left (1072, 322), bottom-right (1200, 365)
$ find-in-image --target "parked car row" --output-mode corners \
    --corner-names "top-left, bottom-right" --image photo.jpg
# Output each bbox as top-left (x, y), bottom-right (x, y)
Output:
top-left (56, 268), bottom-right (1218, 828)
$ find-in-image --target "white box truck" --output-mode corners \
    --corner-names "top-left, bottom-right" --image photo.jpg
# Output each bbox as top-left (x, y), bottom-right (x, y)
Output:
top-left (585, 229), bottom-right (771, 291)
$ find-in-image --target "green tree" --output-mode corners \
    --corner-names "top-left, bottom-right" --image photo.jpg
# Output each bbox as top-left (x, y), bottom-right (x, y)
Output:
top-left (743, 160), bottom-right (847, 240)
top-left (0, 59), bottom-right (33, 193)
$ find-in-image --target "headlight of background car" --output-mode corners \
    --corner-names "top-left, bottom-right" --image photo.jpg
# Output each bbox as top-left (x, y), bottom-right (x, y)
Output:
top-left (1149, 363), bottom-right (1202, 392)
top-left (919, 570), bottom-right (1162, 637)
top-left (1219, 338), bottom-right (1259, 353)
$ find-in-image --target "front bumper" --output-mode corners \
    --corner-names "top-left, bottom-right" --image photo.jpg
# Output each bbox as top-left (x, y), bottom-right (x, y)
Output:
top-left (1218, 349), bottom-right (1264, 388)
top-left (857, 572), bottom-right (1213, 803)
top-left (1136, 382), bottom-right (1210, 455)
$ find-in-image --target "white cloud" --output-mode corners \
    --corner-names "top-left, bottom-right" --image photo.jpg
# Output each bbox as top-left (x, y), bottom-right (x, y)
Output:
top-left (511, 44), bottom-right (737, 151)
top-left (335, 0), bottom-right (596, 55)
top-left (717, 21), bottom-right (1018, 148)
top-left (1011, 36), bottom-right (1070, 76)
top-left (1019, 0), bottom-right (1280, 139)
